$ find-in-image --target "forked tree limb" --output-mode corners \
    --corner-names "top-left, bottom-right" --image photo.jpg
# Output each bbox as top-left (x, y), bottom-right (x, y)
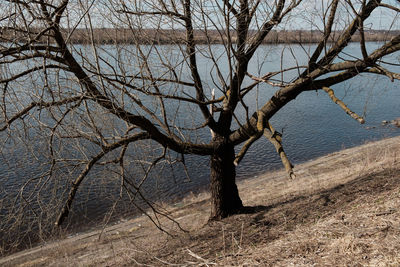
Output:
top-left (312, 0), bottom-right (381, 70)
top-left (182, 0), bottom-right (218, 132)
top-left (223, 0), bottom-right (239, 17)
top-left (0, 96), bottom-right (85, 131)
top-left (366, 67), bottom-right (400, 82)
top-left (234, 131), bottom-right (262, 166)
top-left (51, 25), bottom-right (215, 155)
top-left (234, 111), bottom-right (296, 180)
top-left (264, 122), bottom-right (296, 179)
top-left (230, 35), bottom-right (400, 146)
top-left (234, 109), bottom-right (267, 166)
top-left (308, 0), bottom-right (339, 66)
top-left (0, 64), bottom-right (70, 83)
top-left (55, 132), bottom-right (149, 226)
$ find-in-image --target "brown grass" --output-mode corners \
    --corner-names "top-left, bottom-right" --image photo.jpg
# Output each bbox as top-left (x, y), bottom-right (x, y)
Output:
top-left (1, 136), bottom-right (400, 266)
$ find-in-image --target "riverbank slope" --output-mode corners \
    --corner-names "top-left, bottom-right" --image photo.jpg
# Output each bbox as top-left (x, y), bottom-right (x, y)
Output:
top-left (2, 136), bottom-right (400, 266)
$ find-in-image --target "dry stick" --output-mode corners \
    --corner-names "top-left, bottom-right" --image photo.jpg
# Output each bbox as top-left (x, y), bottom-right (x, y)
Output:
top-left (322, 86), bottom-right (365, 124)
top-left (186, 249), bottom-right (217, 265)
top-left (264, 122), bottom-right (296, 180)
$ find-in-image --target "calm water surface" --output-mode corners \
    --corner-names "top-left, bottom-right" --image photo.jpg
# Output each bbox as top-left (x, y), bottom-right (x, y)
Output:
top-left (1, 43), bottom-right (400, 231)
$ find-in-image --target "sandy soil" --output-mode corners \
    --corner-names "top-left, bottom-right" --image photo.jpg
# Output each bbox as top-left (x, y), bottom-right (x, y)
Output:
top-left (1, 136), bottom-right (400, 266)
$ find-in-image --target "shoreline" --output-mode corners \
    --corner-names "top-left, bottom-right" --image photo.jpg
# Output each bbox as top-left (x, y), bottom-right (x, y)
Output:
top-left (2, 28), bottom-right (398, 45)
top-left (2, 135), bottom-right (400, 265)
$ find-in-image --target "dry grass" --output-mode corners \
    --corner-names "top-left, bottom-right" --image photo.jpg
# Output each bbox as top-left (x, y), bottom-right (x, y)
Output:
top-left (1, 136), bottom-right (400, 266)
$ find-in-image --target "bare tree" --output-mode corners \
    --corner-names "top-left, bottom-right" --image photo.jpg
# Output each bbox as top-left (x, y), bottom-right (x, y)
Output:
top-left (1, 0), bottom-right (400, 252)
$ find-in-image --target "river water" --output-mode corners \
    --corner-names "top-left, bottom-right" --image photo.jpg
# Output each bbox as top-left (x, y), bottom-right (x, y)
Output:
top-left (1, 42), bottom-right (400, 245)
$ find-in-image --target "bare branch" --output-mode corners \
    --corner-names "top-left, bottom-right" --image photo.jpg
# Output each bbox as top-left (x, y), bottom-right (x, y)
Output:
top-left (322, 86), bottom-right (365, 124)
top-left (308, 0), bottom-right (339, 67)
top-left (264, 122), bottom-right (295, 179)
top-left (234, 131), bottom-right (262, 166)
top-left (246, 0), bottom-right (287, 57)
top-left (379, 3), bottom-right (400, 13)
top-left (0, 96), bottom-right (86, 132)
top-left (182, 0), bottom-right (217, 132)
top-left (223, 0), bottom-right (239, 17)
top-left (2, 0), bottom-right (400, 251)
top-left (55, 132), bottom-right (150, 226)
top-left (118, 10), bottom-right (186, 20)
top-left (366, 66), bottom-right (400, 81)
top-left (0, 64), bottom-right (69, 83)
top-left (312, 0), bottom-right (381, 69)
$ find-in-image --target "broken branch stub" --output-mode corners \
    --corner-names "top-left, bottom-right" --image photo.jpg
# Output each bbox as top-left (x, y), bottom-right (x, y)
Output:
top-left (322, 87), bottom-right (365, 124)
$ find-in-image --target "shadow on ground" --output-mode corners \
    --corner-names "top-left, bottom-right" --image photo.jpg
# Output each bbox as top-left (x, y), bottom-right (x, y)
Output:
top-left (146, 167), bottom-right (400, 264)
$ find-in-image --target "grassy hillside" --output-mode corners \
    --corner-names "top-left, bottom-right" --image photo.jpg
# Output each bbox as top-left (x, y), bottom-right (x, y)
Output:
top-left (1, 136), bottom-right (400, 266)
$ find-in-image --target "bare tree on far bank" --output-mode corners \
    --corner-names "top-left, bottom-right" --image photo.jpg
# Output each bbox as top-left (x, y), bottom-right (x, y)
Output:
top-left (1, 0), bottom-right (399, 254)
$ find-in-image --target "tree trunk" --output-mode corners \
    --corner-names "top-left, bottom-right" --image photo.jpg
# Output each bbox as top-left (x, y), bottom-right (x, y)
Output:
top-left (210, 136), bottom-right (243, 220)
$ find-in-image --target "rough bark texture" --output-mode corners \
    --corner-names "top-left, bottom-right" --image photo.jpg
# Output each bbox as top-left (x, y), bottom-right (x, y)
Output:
top-left (210, 136), bottom-right (243, 220)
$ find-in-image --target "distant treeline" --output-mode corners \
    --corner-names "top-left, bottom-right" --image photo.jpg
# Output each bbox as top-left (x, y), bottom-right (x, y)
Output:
top-left (1, 27), bottom-right (399, 45)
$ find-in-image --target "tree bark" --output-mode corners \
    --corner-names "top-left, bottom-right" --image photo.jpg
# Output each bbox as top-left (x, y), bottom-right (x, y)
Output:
top-left (210, 136), bottom-right (243, 220)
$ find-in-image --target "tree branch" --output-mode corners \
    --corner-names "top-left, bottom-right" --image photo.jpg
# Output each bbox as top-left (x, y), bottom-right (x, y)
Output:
top-left (49, 22), bottom-right (215, 155)
top-left (55, 132), bottom-right (150, 226)
top-left (264, 122), bottom-right (295, 179)
top-left (0, 96), bottom-right (86, 132)
top-left (182, 0), bottom-right (218, 132)
top-left (322, 86), bottom-right (365, 124)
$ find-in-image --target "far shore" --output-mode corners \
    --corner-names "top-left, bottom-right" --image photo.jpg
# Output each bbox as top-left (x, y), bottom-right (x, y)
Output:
top-left (1, 28), bottom-right (398, 45)
top-left (2, 135), bottom-right (400, 266)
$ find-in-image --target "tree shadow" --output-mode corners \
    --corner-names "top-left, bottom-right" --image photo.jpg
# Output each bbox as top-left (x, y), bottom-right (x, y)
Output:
top-left (202, 167), bottom-right (400, 245)
top-left (131, 167), bottom-right (400, 265)
top-left (245, 167), bottom-right (400, 235)
top-left (238, 205), bottom-right (273, 214)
